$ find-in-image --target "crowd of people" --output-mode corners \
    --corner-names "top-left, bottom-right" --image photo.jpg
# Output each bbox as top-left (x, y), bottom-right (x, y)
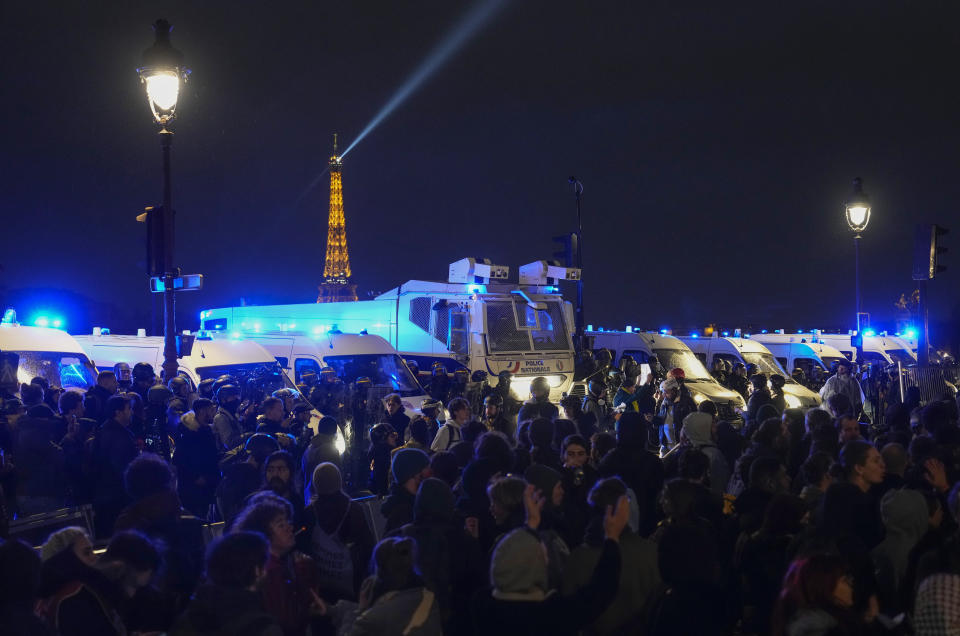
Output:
top-left (1, 352), bottom-right (960, 635)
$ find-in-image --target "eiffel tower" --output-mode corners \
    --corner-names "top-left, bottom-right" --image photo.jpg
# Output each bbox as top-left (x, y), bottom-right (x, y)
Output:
top-left (317, 134), bottom-right (358, 303)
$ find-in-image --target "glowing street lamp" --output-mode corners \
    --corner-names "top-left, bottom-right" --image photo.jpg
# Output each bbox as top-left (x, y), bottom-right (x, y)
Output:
top-left (845, 177), bottom-right (871, 235)
top-left (844, 177), bottom-right (871, 349)
top-left (138, 20), bottom-right (189, 129)
top-left (137, 19), bottom-right (190, 384)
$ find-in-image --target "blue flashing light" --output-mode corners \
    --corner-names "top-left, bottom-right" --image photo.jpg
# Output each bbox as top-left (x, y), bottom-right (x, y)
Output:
top-left (230, 331), bottom-right (241, 339)
top-left (253, 323), bottom-right (261, 332)
top-left (903, 328), bottom-right (917, 339)
top-left (2, 308), bottom-right (17, 324)
top-left (34, 316), bottom-right (49, 327)
top-left (289, 323), bottom-right (296, 329)
top-left (863, 329), bottom-right (876, 337)
top-left (722, 331), bottom-right (729, 337)
top-left (587, 324), bottom-right (594, 331)
top-left (761, 329), bottom-right (768, 334)
top-left (659, 328), bottom-right (668, 335)
top-left (691, 333), bottom-right (699, 339)
top-left (467, 284), bottom-right (487, 294)
top-left (797, 329), bottom-right (804, 333)
top-left (52, 319), bottom-right (63, 328)
top-left (626, 325), bottom-right (633, 333)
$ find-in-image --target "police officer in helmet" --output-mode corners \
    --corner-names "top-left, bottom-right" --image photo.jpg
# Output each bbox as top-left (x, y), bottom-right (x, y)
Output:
top-left (517, 376), bottom-right (559, 423)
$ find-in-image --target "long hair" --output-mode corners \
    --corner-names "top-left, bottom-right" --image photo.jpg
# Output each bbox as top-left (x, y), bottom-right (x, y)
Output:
top-left (771, 554), bottom-right (849, 636)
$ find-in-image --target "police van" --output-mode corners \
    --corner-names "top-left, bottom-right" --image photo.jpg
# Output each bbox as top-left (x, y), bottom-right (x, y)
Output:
top-left (588, 329), bottom-right (747, 422)
top-left (0, 316), bottom-right (98, 391)
top-left (746, 334), bottom-right (848, 378)
top-left (200, 258), bottom-right (580, 403)
top-left (74, 331), bottom-right (348, 453)
top-left (676, 335), bottom-right (822, 409)
top-left (240, 331), bottom-right (433, 416)
top-left (798, 332), bottom-right (916, 366)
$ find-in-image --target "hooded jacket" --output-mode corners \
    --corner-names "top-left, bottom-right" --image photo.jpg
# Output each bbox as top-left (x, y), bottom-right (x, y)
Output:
top-left (871, 488), bottom-right (929, 613)
top-left (680, 412), bottom-right (730, 496)
top-left (473, 527), bottom-right (622, 636)
top-left (174, 411), bottom-right (220, 516)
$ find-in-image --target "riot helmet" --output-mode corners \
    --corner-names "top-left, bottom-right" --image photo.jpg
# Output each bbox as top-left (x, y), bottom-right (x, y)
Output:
top-left (530, 376), bottom-right (550, 398)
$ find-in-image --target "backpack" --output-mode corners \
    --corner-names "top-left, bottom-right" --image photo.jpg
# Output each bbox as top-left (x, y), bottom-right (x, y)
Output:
top-left (310, 504), bottom-right (355, 599)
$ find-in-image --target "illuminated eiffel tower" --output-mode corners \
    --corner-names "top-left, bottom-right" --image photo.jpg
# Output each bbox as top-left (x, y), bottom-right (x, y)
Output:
top-left (317, 134), bottom-right (358, 303)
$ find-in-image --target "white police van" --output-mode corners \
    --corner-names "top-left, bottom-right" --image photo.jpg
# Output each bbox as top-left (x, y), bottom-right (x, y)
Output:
top-left (588, 329), bottom-right (747, 422)
top-left (241, 331), bottom-right (433, 416)
top-left (677, 335), bottom-right (822, 409)
top-left (0, 316), bottom-right (98, 391)
top-left (746, 334), bottom-right (848, 377)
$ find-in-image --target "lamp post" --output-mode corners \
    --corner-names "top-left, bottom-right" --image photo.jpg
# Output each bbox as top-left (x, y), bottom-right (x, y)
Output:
top-left (844, 177), bottom-right (871, 361)
top-left (138, 19), bottom-right (190, 383)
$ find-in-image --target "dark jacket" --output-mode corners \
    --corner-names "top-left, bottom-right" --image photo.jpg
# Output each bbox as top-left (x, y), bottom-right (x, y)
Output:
top-left (517, 398), bottom-right (559, 424)
top-left (597, 445), bottom-right (664, 536)
top-left (84, 384), bottom-right (115, 424)
top-left (386, 407), bottom-right (411, 442)
top-left (114, 490), bottom-right (206, 607)
top-left (12, 416), bottom-right (66, 502)
top-left (89, 418), bottom-right (137, 534)
top-left (173, 414), bottom-right (221, 517)
top-left (39, 548), bottom-right (127, 636)
top-left (472, 539), bottom-right (621, 636)
top-left (381, 484), bottom-right (417, 534)
top-left (746, 388), bottom-right (773, 427)
top-left (301, 434), bottom-right (342, 497)
top-left (171, 584), bottom-right (283, 636)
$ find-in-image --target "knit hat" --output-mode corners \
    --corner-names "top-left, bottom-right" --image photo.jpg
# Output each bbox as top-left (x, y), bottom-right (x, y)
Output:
top-left (41, 526), bottom-right (89, 562)
top-left (682, 412), bottom-right (713, 446)
top-left (311, 462), bottom-right (343, 496)
top-left (490, 527), bottom-right (549, 601)
top-left (524, 464), bottom-right (562, 502)
top-left (414, 477), bottom-right (455, 524)
top-left (391, 448), bottom-right (430, 484)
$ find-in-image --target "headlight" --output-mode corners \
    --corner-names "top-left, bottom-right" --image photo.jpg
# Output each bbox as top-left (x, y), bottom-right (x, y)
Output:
top-left (510, 378), bottom-right (533, 399)
top-left (692, 393), bottom-right (706, 404)
top-left (546, 374), bottom-right (566, 388)
top-left (784, 393), bottom-right (802, 409)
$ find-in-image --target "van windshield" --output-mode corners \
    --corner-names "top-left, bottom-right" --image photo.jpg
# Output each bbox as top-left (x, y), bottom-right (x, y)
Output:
top-left (485, 301), bottom-right (569, 354)
top-left (886, 349), bottom-right (914, 365)
top-left (323, 354), bottom-right (423, 396)
top-left (196, 362), bottom-right (296, 394)
top-left (652, 349), bottom-right (713, 381)
top-left (741, 352), bottom-right (797, 384)
top-left (15, 351), bottom-right (98, 390)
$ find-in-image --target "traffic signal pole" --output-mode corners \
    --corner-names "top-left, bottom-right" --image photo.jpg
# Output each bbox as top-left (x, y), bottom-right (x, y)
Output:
top-left (160, 129), bottom-right (178, 383)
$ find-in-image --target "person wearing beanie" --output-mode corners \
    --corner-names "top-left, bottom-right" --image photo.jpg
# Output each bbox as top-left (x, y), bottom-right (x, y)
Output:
top-left (302, 462), bottom-right (374, 601)
top-left (473, 483), bottom-right (629, 636)
top-left (668, 411), bottom-right (730, 496)
top-left (381, 448), bottom-right (431, 534)
top-left (597, 412), bottom-right (664, 536)
top-left (40, 526), bottom-right (97, 565)
top-left (391, 478), bottom-right (485, 635)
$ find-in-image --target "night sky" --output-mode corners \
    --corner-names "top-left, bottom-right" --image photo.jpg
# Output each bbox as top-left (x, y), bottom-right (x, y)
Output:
top-left (2, 1), bottom-right (958, 340)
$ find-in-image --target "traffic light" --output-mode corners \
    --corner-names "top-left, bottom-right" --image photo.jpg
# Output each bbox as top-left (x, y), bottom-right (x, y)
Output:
top-left (136, 205), bottom-right (166, 276)
top-left (552, 232), bottom-right (579, 268)
top-left (931, 224), bottom-right (948, 278)
top-left (913, 224), bottom-right (949, 280)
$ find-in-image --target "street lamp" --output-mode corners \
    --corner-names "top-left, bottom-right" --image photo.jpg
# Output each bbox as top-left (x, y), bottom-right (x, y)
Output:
top-left (138, 19), bottom-right (189, 383)
top-left (844, 177), bottom-right (871, 338)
